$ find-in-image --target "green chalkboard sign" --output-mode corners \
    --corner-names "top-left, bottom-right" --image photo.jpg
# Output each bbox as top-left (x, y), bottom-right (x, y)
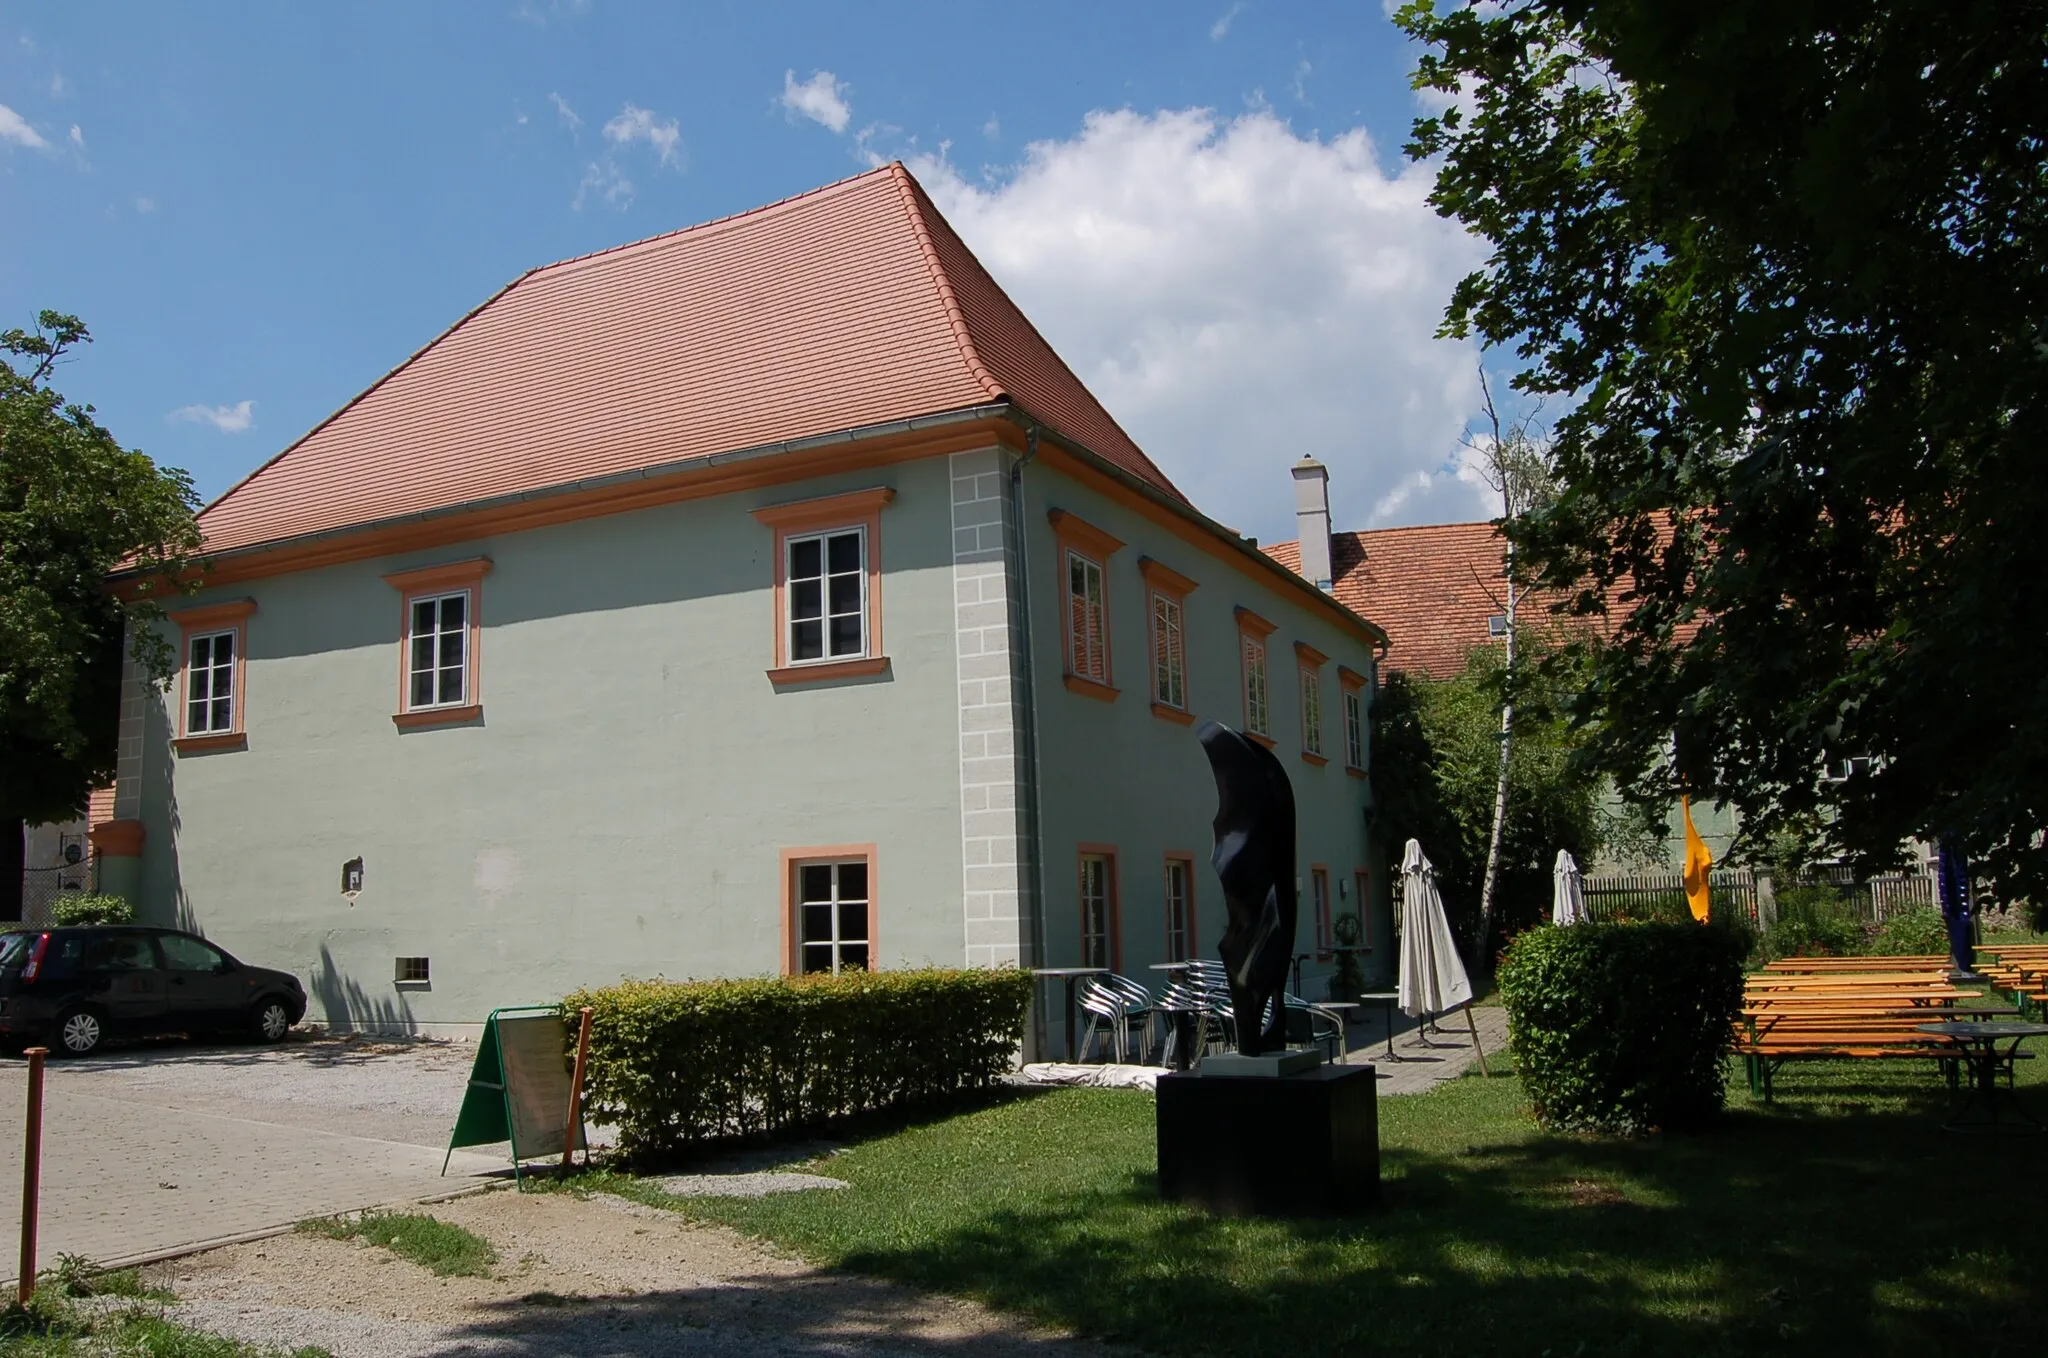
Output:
top-left (443, 1005), bottom-right (587, 1187)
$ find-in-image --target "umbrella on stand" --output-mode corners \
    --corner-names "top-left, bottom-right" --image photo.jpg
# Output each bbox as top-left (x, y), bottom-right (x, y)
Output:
top-left (1937, 835), bottom-right (1981, 980)
top-left (1398, 839), bottom-right (1487, 1074)
top-left (1552, 850), bottom-right (1589, 926)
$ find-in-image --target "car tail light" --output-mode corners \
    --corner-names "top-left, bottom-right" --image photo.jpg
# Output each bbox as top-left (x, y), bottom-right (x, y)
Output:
top-left (20, 933), bottom-right (49, 984)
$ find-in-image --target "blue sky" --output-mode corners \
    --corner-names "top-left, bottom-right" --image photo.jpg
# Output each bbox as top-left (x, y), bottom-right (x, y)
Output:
top-left (0, 2), bottom-right (1497, 545)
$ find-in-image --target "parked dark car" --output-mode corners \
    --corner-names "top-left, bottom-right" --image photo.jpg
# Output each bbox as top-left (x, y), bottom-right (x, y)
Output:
top-left (0, 926), bottom-right (307, 1057)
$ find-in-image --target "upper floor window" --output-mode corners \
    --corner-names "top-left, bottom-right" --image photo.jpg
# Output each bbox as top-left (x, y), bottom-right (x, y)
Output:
top-left (752, 487), bottom-right (896, 685)
top-left (787, 527), bottom-right (867, 663)
top-left (1340, 666), bottom-right (1368, 774)
top-left (187, 631), bottom-right (237, 735)
top-left (170, 597), bottom-right (255, 753)
top-left (1296, 642), bottom-right (1328, 763)
top-left (1048, 510), bottom-right (1124, 701)
top-left (1139, 556), bottom-right (1198, 724)
top-left (409, 592), bottom-right (469, 709)
top-left (1236, 608), bottom-right (1277, 744)
top-left (384, 558), bottom-right (491, 728)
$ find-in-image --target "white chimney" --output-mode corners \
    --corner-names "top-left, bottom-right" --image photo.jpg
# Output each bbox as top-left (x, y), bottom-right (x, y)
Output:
top-left (1291, 457), bottom-right (1333, 591)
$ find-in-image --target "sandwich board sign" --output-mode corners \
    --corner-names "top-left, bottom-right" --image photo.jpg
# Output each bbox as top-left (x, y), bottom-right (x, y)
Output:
top-left (443, 1005), bottom-right (586, 1186)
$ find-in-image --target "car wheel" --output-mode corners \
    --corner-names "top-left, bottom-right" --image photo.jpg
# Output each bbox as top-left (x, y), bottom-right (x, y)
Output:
top-left (55, 1007), bottom-right (105, 1058)
top-left (250, 997), bottom-right (293, 1044)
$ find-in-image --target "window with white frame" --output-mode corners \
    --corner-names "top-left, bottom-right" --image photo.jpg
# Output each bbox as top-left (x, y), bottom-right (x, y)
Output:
top-left (1344, 687), bottom-right (1366, 770)
top-left (1151, 592), bottom-right (1186, 710)
top-left (186, 631), bottom-right (236, 735)
top-left (787, 527), bottom-right (867, 663)
top-left (1079, 852), bottom-right (1114, 968)
top-left (796, 859), bottom-right (871, 974)
top-left (1164, 857), bottom-right (1194, 962)
top-left (1242, 636), bottom-right (1270, 736)
top-left (1066, 551), bottom-right (1108, 683)
top-left (408, 592), bottom-right (469, 709)
top-left (1300, 667), bottom-right (1324, 756)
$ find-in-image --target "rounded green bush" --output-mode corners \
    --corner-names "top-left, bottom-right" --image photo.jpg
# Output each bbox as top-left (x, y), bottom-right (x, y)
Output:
top-left (1497, 922), bottom-right (1746, 1134)
top-left (1867, 906), bottom-right (1950, 957)
top-left (50, 894), bottom-right (135, 927)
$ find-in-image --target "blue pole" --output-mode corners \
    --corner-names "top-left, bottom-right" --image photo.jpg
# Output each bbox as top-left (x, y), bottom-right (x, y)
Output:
top-left (1937, 836), bottom-right (1977, 978)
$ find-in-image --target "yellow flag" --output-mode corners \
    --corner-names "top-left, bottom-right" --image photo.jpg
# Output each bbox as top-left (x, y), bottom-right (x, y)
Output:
top-left (1681, 796), bottom-right (1712, 922)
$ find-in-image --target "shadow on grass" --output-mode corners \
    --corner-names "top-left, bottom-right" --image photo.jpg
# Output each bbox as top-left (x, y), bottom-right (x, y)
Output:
top-left (673, 1072), bottom-right (2048, 1358)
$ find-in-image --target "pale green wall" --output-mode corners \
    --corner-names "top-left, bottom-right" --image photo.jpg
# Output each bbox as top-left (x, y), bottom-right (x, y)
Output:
top-left (1017, 462), bottom-right (1390, 1006)
top-left (134, 456), bottom-right (970, 1035)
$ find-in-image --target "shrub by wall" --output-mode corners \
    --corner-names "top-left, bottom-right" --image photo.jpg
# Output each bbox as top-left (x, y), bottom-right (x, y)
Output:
top-left (1867, 906), bottom-right (1950, 957)
top-left (565, 967), bottom-right (1035, 1162)
top-left (51, 894), bottom-right (134, 927)
top-left (1497, 923), bottom-right (1747, 1134)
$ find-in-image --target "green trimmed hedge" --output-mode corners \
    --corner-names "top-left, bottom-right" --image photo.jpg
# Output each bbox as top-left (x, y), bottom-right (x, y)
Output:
top-left (565, 967), bottom-right (1035, 1161)
top-left (51, 894), bottom-right (134, 926)
top-left (1497, 923), bottom-right (1746, 1134)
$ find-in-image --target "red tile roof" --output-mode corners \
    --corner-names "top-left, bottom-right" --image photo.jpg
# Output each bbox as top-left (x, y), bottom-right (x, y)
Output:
top-left (195, 164), bottom-right (1182, 558)
top-left (1266, 523), bottom-right (1516, 679)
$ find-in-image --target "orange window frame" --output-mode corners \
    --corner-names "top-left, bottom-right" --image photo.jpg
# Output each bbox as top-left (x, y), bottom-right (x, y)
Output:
top-left (779, 843), bottom-right (879, 975)
top-left (1310, 864), bottom-right (1333, 957)
top-left (171, 598), bottom-right (255, 754)
top-left (1140, 556), bottom-right (1198, 724)
top-left (384, 558), bottom-right (492, 729)
top-left (1163, 851), bottom-right (1199, 961)
top-left (1353, 869), bottom-right (1373, 950)
top-left (1077, 843), bottom-right (1122, 971)
top-left (1296, 641), bottom-right (1329, 765)
top-left (1050, 509), bottom-right (1124, 702)
top-left (751, 486), bottom-right (896, 686)
top-left (1235, 607), bottom-right (1277, 745)
top-left (1339, 665), bottom-right (1369, 777)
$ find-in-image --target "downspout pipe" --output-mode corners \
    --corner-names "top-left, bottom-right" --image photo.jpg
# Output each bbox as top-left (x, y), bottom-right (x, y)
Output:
top-left (1010, 425), bottom-right (1053, 1061)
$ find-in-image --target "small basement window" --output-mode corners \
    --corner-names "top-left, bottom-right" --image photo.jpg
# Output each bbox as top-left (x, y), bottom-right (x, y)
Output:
top-left (395, 957), bottom-right (430, 984)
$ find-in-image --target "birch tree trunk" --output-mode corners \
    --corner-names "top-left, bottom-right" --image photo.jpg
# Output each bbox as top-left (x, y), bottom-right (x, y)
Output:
top-left (1475, 555), bottom-right (1517, 975)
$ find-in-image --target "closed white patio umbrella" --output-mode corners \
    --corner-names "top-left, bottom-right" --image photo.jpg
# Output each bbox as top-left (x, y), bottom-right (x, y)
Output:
top-left (1552, 849), bottom-right (1589, 926)
top-left (1397, 839), bottom-right (1486, 1071)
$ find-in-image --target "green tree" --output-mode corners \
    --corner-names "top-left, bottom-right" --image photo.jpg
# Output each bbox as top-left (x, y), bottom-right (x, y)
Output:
top-left (1372, 632), bottom-right (1622, 967)
top-left (2, 313), bottom-right (201, 915)
top-left (1397, 0), bottom-right (2048, 898)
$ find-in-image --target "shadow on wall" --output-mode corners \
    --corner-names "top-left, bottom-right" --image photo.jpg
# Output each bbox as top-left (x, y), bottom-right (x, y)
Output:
top-left (311, 942), bottom-right (418, 1036)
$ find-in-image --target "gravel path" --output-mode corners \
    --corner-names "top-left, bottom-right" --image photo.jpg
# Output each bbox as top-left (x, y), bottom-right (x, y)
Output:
top-left (151, 1187), bottom-right (1123, 1357)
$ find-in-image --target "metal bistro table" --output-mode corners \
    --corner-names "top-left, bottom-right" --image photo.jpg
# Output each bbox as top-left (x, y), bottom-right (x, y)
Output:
top-left (1033, 967), bottom-right (1111, 1063)
top-left (1355, 992), bottom-right (1403, 1060)
top-left (1915, 1021), bottom-right (2048, 1133)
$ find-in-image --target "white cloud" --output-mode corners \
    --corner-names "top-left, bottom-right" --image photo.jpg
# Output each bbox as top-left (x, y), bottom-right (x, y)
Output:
top-left (1210, 3), bottom-right (1245, 40)
top-left (780, 69), bottom-right (851, 134)
top-left (49, 73), bottom-right (65, 97)
top-left (548, 91), bottom-right (581, 132)
top-left (67, 123), bottom-right (81, 147)
top-left (168, 400), bottom-right (255, 433)
top-left (574, 159), bottom-right (633, 211)
top-left (0, 103), bottom-right (48, 149)
top-left (134, 196), bottom-right (155, 213)
top-left (982, 115), bottom-right (1000, 141)
top-left (602, 103), bottom-right (681, 167)
top-left (1291, 60), bottom-right (1312, 103)
top-left (910, 108), bottom-right (1494, 539)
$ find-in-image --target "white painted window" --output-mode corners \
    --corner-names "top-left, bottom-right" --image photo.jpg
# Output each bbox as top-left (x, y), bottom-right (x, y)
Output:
top-left (1344, 688), bottom-right (1366, 770)
top-left (797, 859), bottom-right (871, 974)
top-left (1151, 592), bottom-right (1186, 709)
top-left (1300, 667), bottom-right (1324, 756)
top-left (186, 630), bottom-right (236, 734)
top-left (1079, 852), bottom-right (1114, 968)
top-left (1066, 551), bottom-right (1108, 683)
top-left (408, 592), bottom-right (469, 709)
top-left (1164, 858), bottom-right (1193, 962)
top-left (1242, 636), bottom-right (1270, 737)
top-left (787, 527), bottom-right (868, 663)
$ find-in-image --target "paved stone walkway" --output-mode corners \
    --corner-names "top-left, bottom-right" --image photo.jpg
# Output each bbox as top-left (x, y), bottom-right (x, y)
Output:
top-left (1333, 1002), bottom-right (1511, 1095)
top-left (0, 1041), bottom-right (505, 1283)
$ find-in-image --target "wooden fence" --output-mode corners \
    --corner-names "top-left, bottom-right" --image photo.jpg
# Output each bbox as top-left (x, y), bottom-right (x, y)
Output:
top-left (1581, 866), bottom-right (1944, 926)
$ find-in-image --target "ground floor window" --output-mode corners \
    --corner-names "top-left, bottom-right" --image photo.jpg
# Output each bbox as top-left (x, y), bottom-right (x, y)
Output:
top-left (1311, 867), bottom-right (1332, 956)
top-left (796, 858), bottom-right (871, 974)
top-left (1164, 856), bottom-right (1195, 961)
top-left (1079, 849), bottom-right (1118, 970)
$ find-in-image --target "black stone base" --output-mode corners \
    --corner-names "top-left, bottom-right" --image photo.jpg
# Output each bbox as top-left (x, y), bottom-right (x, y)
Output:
top-left (1155, 1061), bottom-right (1380, 1217)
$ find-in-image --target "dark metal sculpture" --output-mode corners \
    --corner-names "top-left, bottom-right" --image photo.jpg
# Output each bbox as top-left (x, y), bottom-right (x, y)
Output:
top-left (1198, 720), bottom-right (1297, 1055)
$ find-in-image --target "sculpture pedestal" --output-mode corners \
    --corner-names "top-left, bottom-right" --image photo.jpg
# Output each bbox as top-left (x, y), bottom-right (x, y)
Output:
top-left (1155, 1061), bottom-right (1379, 1217)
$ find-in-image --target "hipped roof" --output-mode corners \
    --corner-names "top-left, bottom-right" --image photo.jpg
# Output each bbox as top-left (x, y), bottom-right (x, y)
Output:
top-left (194, 163), bottom-right (1182, 558)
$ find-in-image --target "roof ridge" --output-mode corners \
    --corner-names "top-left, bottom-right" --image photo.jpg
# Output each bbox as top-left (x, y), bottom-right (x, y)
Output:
top-left (884, 162), bottom-right (1007, 404)
top-left (534, 162), bottom-right (902, 279)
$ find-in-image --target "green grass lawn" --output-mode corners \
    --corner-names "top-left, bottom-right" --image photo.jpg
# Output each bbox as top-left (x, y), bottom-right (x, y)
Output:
top-left (583, 1051), bottom-right (2048, 1358)
top-left (296, 1212), bottom-right (497, 1278)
